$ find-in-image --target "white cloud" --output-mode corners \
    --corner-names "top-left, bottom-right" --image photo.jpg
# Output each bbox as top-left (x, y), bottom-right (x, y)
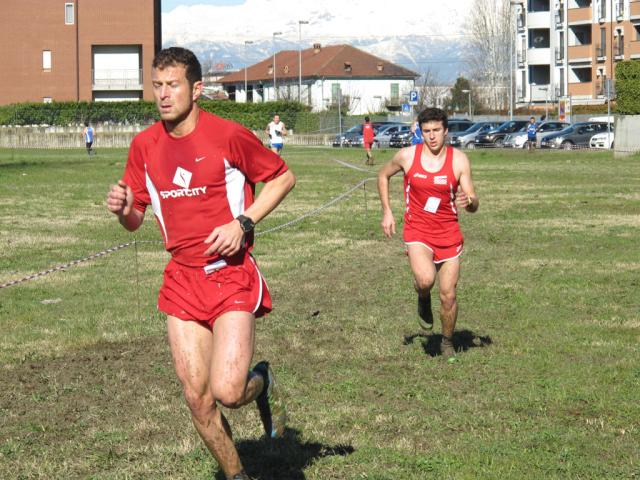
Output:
top-left (163, 0), bottom-right (474, 44)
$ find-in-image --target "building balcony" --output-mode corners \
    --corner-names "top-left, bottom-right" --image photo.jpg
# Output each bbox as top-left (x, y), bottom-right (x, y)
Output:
top-left (595, 79), bottom-right (604, 96)
top-left (555, 9), bottom-right (565, 25)
top-left (596, 44), bottom-right (606, 59)
top-left (555, 47), bottom-right (565, 62)
top-left (568, 81), bottom-right (593, 97)
top-left (568, 44), bottom-right (593, 61)
top-left (527, 47), bottom-right (552, 64)
top-left (527, 11), bottom-right (552, 28)
top-left (567, 6), bottom-right (592, 24)
top-left (614, 43), bottom-right (625, 59)
top-left (92, 69), bottom-right (143, 91)
top-left (631, 0), bottom-right (640, 18)
top-left (530, 84), bottom-right (552, 101)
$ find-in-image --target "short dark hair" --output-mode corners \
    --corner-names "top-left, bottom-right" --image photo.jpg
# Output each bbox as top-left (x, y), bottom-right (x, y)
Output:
top-left (152, 47), bottom-right (202, 87)
top-left (417, 107), bottom-right (448, 130)
top-left (364, 116), bottom-right (370, 122)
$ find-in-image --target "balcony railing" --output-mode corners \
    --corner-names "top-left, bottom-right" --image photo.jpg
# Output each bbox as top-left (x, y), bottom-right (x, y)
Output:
top-left (616, 0), bottom-right (624, 19)
top-left (555, 8), bottom-right (564, 24)
top-left (596, 44), bottom-right (606, 57)
top-left (555, 47), bottom-right (565, 62)
top-left (614, 43), bottom-right (624, 57)
top-left (517, 52), bottom-right (526, 66)
top-left (517, 13), bottom-right (526, 30)
top-left (92, 69), bottom-right (143, 90)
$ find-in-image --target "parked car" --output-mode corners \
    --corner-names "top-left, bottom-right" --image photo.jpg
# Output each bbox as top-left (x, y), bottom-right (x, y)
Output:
top-left (332, 122), bottom-right (398, 147)
top-left (540, 122), bottom-right (611, 150)
top-left (589, 131), bottom-right (615, 149)
top-left (503, 121), bottom-right (570, 148)
top-left (374, 123), bottom-right (410, 148)
top-left (449, 122), bottom-right (500, 149)
top-left (474, 120), bottom-right (529, 147)
top-left (332, 124), bottom-right (363, 147)
top-left (389, 119), bottom-right (473, 148)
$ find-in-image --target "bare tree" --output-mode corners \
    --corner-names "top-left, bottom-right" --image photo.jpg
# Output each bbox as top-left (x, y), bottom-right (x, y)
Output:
top-left (465, 0), bottom-right (512, 111)
top-left (417, 67), bottom-right (450, 109)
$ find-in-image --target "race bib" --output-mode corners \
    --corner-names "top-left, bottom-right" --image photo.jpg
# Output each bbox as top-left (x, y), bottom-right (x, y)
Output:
top-left (424, 196), bottom-right (441, 214)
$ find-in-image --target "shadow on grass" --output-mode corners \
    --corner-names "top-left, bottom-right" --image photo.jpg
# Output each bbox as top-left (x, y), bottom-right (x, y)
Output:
top-left (215, 428), bottom-right (354, 480)
top-left (403, 329), bottom-right (493, 358)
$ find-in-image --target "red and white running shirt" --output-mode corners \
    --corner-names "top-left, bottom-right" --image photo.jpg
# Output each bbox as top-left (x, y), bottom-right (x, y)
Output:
top-left (122, 110), bottom-right (289, 267)
top-left (403, 144), bottom-right (462, 243)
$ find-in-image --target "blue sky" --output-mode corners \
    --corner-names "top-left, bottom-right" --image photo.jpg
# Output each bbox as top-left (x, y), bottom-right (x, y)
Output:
top-left (162, 0), bottom-right (246, 13)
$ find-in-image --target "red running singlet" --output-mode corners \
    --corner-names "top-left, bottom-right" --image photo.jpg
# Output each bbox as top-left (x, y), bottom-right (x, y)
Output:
top-left (403, 143), bottom-right (463, 245)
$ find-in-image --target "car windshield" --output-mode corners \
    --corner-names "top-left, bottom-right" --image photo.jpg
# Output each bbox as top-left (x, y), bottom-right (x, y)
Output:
top-left (496, 121), bottom-right (523, 132)
top-left (460, 123), bottom-right (485, 133)
top-left (344, 125), bottom-right (361, 134)
top-left (556, 125), bottom-right (575, 134)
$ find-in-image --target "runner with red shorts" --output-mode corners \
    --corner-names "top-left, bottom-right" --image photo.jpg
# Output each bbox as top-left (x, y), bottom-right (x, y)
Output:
top-left (377, 107), bottom-right (479, 361)
top-left (107, 47), bottom-right (295, 480)
top-left (363, 116), bottom-right (375, 166)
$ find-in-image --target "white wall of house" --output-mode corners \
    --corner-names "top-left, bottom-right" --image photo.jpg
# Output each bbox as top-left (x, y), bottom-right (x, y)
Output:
top-left (231, 77), bottom-right (415, 115)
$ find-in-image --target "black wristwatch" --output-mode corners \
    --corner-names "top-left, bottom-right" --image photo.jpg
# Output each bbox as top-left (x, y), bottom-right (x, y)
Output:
top-left (235, 214), bottom-right (255, 233)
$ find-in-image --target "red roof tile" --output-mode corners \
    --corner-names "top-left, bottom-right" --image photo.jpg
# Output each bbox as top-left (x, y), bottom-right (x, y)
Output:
top-left (219, 44), bottom-right (418, 84)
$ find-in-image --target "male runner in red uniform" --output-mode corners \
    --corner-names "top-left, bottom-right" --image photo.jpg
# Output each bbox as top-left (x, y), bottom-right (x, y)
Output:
top-left (377, 107), bottom-right (478, 360)
top-left (363, 116), bottom-right (375, 165)
top-left (106, 47), bottom-right (295, 480)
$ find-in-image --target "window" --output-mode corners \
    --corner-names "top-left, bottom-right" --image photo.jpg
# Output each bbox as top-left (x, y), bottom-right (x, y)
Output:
top-left (43, 50), bottom-right (52, 70)
top-left (65, 3), bottom-right (74, 25)
top-left (390, 83), bottom-right (399, 101)
top-left (331, 83), bottom-right (341, 103)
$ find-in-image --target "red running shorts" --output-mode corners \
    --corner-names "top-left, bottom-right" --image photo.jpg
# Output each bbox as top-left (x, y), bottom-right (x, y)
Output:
top-left (158, 253), bottom-right (272, 328)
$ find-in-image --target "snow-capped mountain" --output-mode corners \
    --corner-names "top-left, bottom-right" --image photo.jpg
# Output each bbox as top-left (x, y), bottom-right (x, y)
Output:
top-left (162, 0), bottom-right (473, 83)
top-left (163, 36), bottom-right (469, 84)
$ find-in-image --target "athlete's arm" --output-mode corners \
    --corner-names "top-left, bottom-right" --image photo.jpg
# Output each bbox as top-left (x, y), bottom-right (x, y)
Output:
top-left (107, 179), bottom-right (145, 231)
top-left (204, 170), bottom-right (296, 257)
top-left (281, 123), bottom-right (287, 136)
top-left (453, 150), bottom-right (479, 213)
top-left (378, 148), bottom-right (409, 238)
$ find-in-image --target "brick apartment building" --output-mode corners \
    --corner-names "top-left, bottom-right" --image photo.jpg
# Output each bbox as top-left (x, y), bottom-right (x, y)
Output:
top-left (0, 0), bottom-right (161, 105)
top-left (514, 0), bottom-right (640, 106)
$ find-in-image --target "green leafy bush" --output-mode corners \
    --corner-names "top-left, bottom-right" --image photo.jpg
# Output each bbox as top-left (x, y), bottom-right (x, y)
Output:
top-left (615, 61), bottom-right (640, 114)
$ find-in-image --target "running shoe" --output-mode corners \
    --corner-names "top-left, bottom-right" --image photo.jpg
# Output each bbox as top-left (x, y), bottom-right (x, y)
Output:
top-left (253, 361), bottom-right (286, 439)
top-left (229, 472), bottom-right (253, 480)
top-left (417, 293), bottom-right (434, 330)
top-left (440, 336), bottom-right (457, 361)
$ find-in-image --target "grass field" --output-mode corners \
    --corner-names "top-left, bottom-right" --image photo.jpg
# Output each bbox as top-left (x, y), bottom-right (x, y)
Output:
top-left (0, 145), bottom-right (639, 479)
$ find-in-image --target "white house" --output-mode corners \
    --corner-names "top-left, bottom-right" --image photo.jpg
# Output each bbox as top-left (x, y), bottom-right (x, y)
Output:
top-left (218, 43), bottom-right (418, 115)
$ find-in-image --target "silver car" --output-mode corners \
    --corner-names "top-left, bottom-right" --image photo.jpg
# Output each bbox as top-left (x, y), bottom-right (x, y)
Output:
top-left (449, 122), bottom-right (500, 149)
top-left (374, 124), bottom-right (410, 148)
top-left (503, 121), bottom-right (570, 148)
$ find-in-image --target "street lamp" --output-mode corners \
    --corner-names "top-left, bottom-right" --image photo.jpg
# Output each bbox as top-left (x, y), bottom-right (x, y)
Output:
top-left (509, 0), bottom-right (524, 120)
top-left (244, 40), bottom-right (253, 103)
top-left (298, 20), bottom-right (309, 104)
top-left (272, 31), bottom-right (282, 101)
top-left (462, 89), bottom-right (472, 120)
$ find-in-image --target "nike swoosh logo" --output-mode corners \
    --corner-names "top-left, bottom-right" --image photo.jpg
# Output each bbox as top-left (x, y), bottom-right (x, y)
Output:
top-left (195, 156), bottom-right (206, 162)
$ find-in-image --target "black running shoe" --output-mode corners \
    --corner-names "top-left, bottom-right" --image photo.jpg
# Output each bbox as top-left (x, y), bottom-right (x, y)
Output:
top-left (229, 472), bottom-right (254, 480)
top-left (253, 361), bottom-right (286, 439)
top-left (417, 294), bottom-right (434, 330)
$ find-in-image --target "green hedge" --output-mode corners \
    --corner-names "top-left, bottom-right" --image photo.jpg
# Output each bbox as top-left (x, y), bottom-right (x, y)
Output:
top-left (0, 100), bottom-right (326, 132)
top-left (615, 61), bottom-right (640, 114)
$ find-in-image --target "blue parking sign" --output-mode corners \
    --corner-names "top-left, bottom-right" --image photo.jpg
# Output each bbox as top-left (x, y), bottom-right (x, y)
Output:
top-left (409, 90), bottom-right (419, 105)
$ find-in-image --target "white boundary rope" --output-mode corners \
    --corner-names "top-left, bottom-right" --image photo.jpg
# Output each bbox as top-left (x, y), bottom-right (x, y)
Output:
top-left (0, 164), bottom-right (376, 289)
top-left (0, 242), bottom-right (134, 289)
